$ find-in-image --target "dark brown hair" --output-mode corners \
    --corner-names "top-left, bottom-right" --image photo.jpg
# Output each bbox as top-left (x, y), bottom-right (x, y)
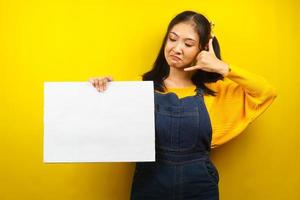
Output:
top-left (142, 10), bottom-right (224, 96)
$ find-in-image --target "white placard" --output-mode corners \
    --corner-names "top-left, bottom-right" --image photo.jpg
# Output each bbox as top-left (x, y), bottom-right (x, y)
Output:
top-left (44, 81), bottom-right (155, 163)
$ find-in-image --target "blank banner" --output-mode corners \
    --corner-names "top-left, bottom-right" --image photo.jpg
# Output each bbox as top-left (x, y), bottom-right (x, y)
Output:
top-left (44, 81), bottom-right (155, 163)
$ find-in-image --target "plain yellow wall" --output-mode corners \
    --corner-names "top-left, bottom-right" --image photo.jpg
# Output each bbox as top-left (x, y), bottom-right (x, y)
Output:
top-left (0, 0), bottom-right (299, 199)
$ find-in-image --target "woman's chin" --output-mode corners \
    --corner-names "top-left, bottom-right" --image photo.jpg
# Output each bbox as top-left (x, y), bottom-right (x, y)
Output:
top-left (168, 62), bottom-right (190, 70)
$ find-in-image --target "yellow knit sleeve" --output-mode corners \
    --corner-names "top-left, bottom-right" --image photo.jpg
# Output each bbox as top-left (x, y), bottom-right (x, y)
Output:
top-left (209, 64), bottom-right (278, 148)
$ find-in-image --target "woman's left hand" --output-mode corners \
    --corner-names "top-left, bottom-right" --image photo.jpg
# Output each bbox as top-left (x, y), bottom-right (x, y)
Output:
top-left (184, 38), bottom-right (230, 76)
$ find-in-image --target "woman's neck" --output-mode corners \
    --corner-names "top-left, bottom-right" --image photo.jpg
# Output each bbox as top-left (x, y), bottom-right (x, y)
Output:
top-left (164, 66), bottom-right (195, 88)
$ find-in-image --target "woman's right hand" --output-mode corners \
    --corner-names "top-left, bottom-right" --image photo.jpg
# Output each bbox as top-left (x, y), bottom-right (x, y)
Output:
top-left (88, 76), bottom-right (113, 92)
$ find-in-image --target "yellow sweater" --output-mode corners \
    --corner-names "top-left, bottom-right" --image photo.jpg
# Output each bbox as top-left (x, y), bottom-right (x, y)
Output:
top-left (134, 64), bottom-right (277, 149)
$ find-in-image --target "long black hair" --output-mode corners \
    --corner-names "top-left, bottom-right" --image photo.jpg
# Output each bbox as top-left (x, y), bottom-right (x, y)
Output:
top-left (142, 10), bottom-right (224, 96)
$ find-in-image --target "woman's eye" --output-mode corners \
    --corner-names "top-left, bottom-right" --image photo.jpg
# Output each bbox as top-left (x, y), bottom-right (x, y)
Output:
top-left (168, 37), bottom-right (193, 47)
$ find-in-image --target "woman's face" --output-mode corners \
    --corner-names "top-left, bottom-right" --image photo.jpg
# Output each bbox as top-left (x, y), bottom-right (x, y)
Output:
top-left (164, 22), bottom-right (200, 69)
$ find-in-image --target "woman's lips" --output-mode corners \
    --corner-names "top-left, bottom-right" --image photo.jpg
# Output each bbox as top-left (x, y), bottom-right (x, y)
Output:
top-left (170, 55), bottom-right (182, 61)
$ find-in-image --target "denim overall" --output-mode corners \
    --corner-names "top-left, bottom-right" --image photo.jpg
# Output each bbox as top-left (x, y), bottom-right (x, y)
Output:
top-left (130, 86), bottom-right (219, 200)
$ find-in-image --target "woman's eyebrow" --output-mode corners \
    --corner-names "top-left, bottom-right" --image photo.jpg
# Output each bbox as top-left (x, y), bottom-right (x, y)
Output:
top-left (170, 32), bottom-right (196, 41)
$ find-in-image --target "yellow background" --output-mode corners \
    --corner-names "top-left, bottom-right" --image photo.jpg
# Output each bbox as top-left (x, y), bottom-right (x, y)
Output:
top-left (0, 0), bottom-right (299, 199)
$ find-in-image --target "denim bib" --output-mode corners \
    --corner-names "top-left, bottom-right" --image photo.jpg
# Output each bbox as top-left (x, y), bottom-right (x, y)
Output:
top-left (130, 86), bottom-right (220, 200)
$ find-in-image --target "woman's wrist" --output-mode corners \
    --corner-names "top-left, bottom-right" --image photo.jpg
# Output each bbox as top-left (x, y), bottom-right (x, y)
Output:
top-left (218, 62), bottom-right (231, 77)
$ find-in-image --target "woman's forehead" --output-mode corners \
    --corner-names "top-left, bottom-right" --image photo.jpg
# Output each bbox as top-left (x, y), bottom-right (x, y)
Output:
top-left (169, 22), bottom-right (199, 41)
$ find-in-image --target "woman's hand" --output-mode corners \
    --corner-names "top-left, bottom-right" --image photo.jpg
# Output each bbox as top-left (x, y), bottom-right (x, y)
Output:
top-left (184, 38), bottom-right (230, 76)
top-left (88, 76), bottom-right (113, 92)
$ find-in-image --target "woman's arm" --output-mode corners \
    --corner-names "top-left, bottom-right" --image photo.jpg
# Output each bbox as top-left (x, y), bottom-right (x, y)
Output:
top-left (208, 64), bottom-right (278, 148)
top-left (224, 64), bottom-right (277, 101)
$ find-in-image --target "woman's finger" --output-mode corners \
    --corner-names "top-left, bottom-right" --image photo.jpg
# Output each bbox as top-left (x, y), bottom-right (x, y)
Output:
top-left (102, 78), bottom-right (107, 91)
top-left (96, 79), bottom-right (101, 91)
top-left (184, 65), bottom-right (200, 71)
top-left (99, 79), bottom-right (105, 92)
top-left (106, 76), bottom-right (113, 82)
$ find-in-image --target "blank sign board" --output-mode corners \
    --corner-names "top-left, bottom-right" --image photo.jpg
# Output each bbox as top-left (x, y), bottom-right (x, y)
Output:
top-left (43, 81), bottom-right (155, 163)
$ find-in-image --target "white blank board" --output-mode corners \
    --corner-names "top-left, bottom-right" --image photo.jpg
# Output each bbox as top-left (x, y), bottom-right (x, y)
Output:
top-left (44, 81), bottom-right (155, 163)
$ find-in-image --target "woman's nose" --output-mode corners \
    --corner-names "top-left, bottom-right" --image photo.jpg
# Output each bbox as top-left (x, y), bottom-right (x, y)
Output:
top-left (173, 43), bottom-right (183, 54)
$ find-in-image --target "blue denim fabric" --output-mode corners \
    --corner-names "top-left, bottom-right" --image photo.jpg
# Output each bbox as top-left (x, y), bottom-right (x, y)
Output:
top-left (130, 87), bottom-right (219, 200)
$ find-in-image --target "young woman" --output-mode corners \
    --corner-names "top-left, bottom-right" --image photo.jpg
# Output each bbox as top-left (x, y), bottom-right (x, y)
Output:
top-left (89, 10), bottom-right (277, 200)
